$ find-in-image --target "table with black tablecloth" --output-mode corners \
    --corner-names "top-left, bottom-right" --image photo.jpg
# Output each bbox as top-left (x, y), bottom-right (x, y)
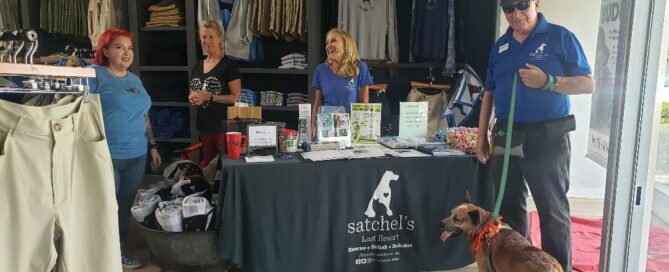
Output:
top-left (214, 155), bottom-right (492, 272)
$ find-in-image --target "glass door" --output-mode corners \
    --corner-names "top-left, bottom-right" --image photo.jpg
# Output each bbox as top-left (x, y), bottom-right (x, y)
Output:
top-left (600, 0), bottom-right (669, 271)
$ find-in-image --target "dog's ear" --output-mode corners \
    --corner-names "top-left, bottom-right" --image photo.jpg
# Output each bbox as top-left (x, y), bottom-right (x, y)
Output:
top-left (464, 190), bottom-right (473, 204)
top-left (468, 209), bottom-right (481, 226)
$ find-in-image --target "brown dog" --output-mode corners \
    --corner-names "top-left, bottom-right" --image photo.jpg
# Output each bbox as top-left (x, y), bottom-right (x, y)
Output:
top-left (440, 193), bottom-right (563, 272)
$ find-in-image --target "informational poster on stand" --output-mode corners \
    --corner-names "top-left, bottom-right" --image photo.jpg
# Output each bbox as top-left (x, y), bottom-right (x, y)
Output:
top-left (351, 103), bottom-right (382, 144)
top-left (587, 0), bottom-right (624, 167)
top-left (399, 102), bottom-right (428, 138)
top-left (247, 124), bottom-right (278, 155)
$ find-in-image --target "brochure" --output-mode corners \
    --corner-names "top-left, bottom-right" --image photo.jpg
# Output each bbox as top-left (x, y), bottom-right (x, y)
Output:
top-left (350, 103), bottom-right (382, 144)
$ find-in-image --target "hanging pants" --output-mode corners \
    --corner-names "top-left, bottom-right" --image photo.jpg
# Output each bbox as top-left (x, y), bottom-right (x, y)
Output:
top-left (0, 95), bottom-right (122, 272)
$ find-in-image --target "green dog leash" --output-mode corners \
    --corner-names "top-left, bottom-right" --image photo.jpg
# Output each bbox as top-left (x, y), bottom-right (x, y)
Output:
top-left (486, 72), bottom-right (519, 272)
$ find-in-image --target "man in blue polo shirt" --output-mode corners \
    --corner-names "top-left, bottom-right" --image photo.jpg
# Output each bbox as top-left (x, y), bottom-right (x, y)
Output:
top-left (475, 1), bottom-right (595, 271)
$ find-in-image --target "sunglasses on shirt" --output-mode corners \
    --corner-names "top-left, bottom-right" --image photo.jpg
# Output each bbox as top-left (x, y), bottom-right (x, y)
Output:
top-left (502, 1), bottom-right (533, 13)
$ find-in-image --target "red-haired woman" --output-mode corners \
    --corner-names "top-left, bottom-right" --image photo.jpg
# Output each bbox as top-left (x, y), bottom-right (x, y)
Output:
top-left (90, 28), bottom-right (161, 269)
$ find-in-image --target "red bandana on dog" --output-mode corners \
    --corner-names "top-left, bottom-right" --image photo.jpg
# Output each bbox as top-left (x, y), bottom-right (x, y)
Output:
top-left (470, 219), bottom-right (504, 254)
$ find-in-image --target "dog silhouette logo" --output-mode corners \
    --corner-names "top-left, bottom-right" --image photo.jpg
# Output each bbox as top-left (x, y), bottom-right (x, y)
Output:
top-left (535, 43), bottom-right (547, 54)
top-left (364, 171), bottom-right (400, 218)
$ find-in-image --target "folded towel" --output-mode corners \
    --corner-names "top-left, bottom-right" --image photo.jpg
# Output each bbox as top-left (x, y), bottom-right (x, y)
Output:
top-left (182, 192), bottom-right (216, 231)
top-left (155, 202), bottom-right (183, 232)
top-left (131, 194), bottom-right (160, 223)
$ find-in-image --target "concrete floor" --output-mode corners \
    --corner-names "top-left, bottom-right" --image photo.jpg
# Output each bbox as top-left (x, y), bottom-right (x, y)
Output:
top-left (122, 197), bottom-right (610, 272)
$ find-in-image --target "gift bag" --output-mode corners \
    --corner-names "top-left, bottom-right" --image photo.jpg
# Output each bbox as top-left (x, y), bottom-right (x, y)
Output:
top-left (226, 106), bottom-right (262, 135)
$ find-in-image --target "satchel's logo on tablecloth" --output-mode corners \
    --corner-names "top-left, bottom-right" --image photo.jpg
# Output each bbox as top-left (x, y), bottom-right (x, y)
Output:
top-left (348, 171), bottom-right (415, 233)
top-left (365, 171), bottom-right (399, 217)
top-left (530, 43), bottom-right (549, 60)
top-left (347, 171), bottom-right (415, 266)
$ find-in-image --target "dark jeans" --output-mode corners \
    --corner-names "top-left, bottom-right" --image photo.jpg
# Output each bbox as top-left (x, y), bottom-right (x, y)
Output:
top-left (113, 154), bottom-right (147, 245)
top-left (489, 128), bottom-right (572, 272)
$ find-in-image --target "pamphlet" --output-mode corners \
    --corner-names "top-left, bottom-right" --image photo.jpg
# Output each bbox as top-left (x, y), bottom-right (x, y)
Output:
top-left (317, 112), bottom-right (351, 148)
top-left (245, 155), bottom-right (275, 163)
top-left (416, 143), bottom-right (466, 156)
top-left (378, 136), bottom-right (427, 149)
top-left (298, 103), bottom-right (311, 144)
top-left (350, 103), bottom-right (382, 144)
top-left (383, 149), bottom-right (431, 158)
top-left (399, 102), bottom-right (428, 138)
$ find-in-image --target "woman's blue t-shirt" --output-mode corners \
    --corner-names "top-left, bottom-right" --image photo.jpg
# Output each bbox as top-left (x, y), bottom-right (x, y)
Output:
top-left (90, 64), bottom-right (151, 159)
top-left (311, 61), bottom-right (373, 112)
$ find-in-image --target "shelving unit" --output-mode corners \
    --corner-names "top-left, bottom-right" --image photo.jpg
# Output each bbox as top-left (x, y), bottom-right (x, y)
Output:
top-left (128, 0), bottom-right (323, 168)
top-left (129, 0), bottom-right (198, 172)
top-left (239, 68), bottom-right (308, 75)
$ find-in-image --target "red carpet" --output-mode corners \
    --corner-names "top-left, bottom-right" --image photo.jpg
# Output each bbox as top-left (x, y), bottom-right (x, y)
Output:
top-left (529, 211), bottom-right (669, 272)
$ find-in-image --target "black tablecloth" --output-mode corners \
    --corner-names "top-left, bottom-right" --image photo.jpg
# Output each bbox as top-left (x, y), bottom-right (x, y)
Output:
top-left (215, 155), bottom-right (492, 272)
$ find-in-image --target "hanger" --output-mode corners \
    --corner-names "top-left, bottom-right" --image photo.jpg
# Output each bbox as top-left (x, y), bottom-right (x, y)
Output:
top-left (410, 67), bottom-right (451, 90)
top-left (0, 78), bottom-right (92, 103)
top-left (369, 84), bottom-right (388, 91)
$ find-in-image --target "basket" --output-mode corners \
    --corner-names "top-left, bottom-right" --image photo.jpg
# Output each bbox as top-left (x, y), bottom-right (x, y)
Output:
top-left (138, 225), bottom-right (223, 267)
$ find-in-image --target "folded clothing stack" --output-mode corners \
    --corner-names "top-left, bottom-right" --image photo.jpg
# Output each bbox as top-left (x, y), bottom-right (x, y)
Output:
top-left (286, 92), bottom-right (309, 107)
top-left (260, 90), bottom-right (284, 106)
top-left (149, 107), bottom-right (188, 139)
top-left (146, 0), bottom-right (183, 27)
top-left (279, 53), bottom-right (307, 69)
top-left (240, 88), bottom-right (259, 106)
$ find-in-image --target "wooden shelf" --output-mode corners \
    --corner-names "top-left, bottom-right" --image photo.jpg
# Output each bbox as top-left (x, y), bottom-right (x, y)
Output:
top-left (139, 66), bottom-right (190, 72)
top-left (141, 26), bottom-right (187, 32)
top-left (152, 102), bottom-right (190, 107)
top-left (155, 138), bottom-right (192, 143)
top-left (0, 63), bottom-right (96, 78)
top-left (262, 106), bottom-right (299, 112)
top-left (240, 68), bottom-right (308, 75)
top-left (366, 62), bottom-right (440, 69)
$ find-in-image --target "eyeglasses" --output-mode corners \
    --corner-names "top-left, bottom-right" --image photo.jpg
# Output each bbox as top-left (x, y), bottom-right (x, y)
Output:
top-left (502, 1), bottom-right (533, 14)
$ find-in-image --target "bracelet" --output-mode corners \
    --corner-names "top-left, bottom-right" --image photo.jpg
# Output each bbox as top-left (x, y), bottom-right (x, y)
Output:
top-left (149, 142), bottom-right (158, 149)
top-left (541, 73), bottom-right (554, 91)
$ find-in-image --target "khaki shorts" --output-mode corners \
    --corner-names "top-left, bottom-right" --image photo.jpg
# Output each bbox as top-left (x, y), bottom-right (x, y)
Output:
top-left (0, 95), bottom-right (121, 272)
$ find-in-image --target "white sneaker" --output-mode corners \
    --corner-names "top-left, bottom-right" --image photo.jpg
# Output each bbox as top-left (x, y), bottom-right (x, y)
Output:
top-left (121, 255), bottom-right (142, 269)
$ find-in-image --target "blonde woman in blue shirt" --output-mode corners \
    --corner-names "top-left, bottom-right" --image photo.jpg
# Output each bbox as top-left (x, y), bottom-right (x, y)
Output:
top-left (311, 28), bottom-right (373, 135)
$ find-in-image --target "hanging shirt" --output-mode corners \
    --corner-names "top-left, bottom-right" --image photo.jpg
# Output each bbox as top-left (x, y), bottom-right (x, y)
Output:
top-left (198, 0), bottom-right (222, 28)
top-left (338, 0), bottom-right (398, 62)
top-left (225, 0), bottom-right (253, 60)
top-left (312, 61), bottom-right (373, 112)
top-left (410, 0), bottom-right (452, 65)
top-left (484, 13), bottom-right (592, 123)
top-left (89, 65), bottom-right (152, 159)
top-left (88, 0), bottom-right (117, 48)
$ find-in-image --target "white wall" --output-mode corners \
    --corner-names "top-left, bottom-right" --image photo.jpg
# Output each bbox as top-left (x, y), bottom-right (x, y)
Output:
top-left (496, 0), bottom-right (607, 198)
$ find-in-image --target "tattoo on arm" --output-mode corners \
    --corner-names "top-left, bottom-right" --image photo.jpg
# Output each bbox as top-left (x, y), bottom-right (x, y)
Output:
top-left (145, 114), bottom-right (157, 148)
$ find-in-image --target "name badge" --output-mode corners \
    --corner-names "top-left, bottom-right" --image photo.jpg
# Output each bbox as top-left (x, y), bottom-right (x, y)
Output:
top-left (499, 43), bottom-right (509, 53)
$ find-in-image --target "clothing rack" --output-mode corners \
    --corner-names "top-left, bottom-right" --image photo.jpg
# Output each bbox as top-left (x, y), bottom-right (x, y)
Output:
top-left (0, 63), bottom-right (96, 78)
top-left (0, 63), bottom-right (95, 102)
top-left (410, 81), bottom-right (451, 90)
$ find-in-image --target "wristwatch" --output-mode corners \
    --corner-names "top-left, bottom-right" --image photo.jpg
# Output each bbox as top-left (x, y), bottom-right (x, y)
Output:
top-left (549, 75), bottom-right (559, 92)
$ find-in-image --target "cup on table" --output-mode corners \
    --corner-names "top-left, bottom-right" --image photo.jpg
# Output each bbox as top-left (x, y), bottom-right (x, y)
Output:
top-left (226, 132), bottom-right (247, 159)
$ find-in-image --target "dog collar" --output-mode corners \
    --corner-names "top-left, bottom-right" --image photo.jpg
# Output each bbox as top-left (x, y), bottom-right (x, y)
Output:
top-left (470, 219), bottom-right (504, 254)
